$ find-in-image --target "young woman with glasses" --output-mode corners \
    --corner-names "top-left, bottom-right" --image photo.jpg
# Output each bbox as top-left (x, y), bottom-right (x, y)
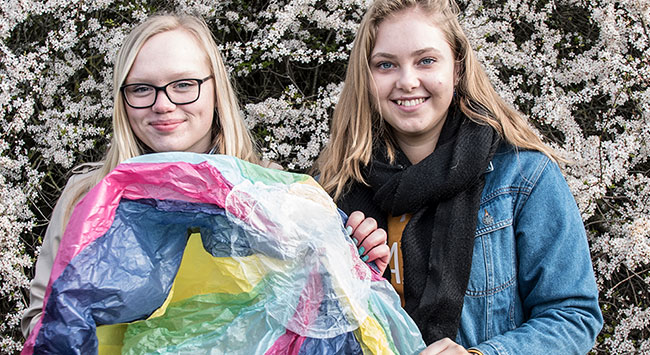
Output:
top-left (21, 13), bottom-right (389, 340)
top-left (20, 14), bottom-right (261, 338)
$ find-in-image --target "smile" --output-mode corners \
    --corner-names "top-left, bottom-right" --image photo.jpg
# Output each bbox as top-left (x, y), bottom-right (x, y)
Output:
top-left (395, 98), bottom-right (426, 107)
top-left (150, 119), bottom-right (185, 132)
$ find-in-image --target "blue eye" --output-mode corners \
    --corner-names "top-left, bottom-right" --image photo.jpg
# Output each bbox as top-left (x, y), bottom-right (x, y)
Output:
top-left (127, 85), bottom-right (154, 96)
top-left (172, 80), bottom-right (197, 92)
top-left (377, 62), bottom-right (394, 69)
top-left (420, 57), bottom-right (435, 65)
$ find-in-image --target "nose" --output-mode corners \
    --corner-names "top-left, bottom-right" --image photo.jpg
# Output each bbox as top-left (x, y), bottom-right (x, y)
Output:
top-left (396, 66), bottom-right (419, 92)
top-left (151, 88), bottom-right (176, 112)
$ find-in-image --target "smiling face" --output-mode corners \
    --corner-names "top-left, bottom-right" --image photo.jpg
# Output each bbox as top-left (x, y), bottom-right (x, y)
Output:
top-left (124, 28), bottom-right (215, 153)
top-left (369, 7), bottom-right (457, 161)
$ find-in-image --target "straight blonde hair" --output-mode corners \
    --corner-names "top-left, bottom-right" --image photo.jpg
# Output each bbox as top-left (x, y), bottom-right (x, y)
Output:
top-left (64, 14), bottom-right (260, 219)
top-left (316, 0), bottom-right (561, 201)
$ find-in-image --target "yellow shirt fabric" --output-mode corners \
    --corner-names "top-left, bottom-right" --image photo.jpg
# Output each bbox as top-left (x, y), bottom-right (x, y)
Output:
top-left (387, 213), bottom-right (412, 307)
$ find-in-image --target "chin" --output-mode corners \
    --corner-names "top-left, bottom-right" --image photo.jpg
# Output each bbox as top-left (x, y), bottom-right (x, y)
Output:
top-left (147, 144), bottom-right (176, 153)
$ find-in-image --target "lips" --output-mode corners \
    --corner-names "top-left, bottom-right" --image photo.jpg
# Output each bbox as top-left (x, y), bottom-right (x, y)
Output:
top-left (394, 97), bottom-right (427, 107)
top-left (150, 119), bottom-right (185, 132)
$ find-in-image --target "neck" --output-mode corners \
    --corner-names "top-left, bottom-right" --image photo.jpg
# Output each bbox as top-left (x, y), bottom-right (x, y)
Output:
top-left (393, 111), bottom-right (450, 165)
top-left (395, 134), bottom-right (440, 165)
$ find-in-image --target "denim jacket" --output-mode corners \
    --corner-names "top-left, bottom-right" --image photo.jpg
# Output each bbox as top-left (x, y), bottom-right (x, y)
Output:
top-left (457, 144), bottom-right (603, 354)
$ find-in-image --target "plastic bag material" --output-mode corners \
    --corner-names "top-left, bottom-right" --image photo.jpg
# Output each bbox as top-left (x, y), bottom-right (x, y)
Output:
top-left (22, 152), bottom-right (426, 355)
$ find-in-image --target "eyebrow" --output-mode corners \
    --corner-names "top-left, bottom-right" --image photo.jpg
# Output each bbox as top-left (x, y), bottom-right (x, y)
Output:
top-left (126, 71), bottom-right (204, 83)
top-left (370, 47), bottom-right (443, 61)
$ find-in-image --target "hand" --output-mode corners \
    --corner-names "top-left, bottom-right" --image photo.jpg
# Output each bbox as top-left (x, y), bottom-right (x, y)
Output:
top-left (419, 338), bottom-right (470, 355)
top-left (346, 211), bottom-right (389, 274)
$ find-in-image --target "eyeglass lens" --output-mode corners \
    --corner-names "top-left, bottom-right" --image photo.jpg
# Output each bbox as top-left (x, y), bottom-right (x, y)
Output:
top-left (123, 79), bottom-right (202, 108)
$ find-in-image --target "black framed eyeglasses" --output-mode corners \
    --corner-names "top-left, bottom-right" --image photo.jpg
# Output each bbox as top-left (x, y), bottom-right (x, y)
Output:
top-left (120, 75), bottom-right (213, 109)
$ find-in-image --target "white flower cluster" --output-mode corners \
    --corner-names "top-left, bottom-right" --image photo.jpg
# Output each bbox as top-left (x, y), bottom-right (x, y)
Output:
top-left (603, 306), bottom-right (650, 354)
top-left (1, 1), bottom-right (123, 350)
top-left (217, 0), bottom-right (368, 77)
top-left (462, 0), bottom-right (649, 350)
top-left (244, 83), bottom-right (342, 170)
top-left (0, 0), bottom-right (648, 352)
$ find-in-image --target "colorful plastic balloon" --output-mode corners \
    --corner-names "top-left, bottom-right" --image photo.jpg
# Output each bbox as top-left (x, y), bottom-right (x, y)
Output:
top-left (23, 153), bottom-right (425, 355)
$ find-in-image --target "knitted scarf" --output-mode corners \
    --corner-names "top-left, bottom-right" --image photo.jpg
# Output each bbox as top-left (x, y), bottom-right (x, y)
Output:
top-left (336, 106), bottom-right (499, 344)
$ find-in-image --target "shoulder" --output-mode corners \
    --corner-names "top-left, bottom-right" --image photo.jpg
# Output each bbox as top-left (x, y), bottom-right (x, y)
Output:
top-left (68, 162), bottom-right (102, 182)
top-left (46, 164), bottom-right (101, 241)
top-left (61, 162), bottom-right (102, 193)
top-left (483, 143), bottom-right (562, 200)
top-left (490, 143), bottom-right (553, 183)
top-left (492, 143), bottom-right (551, 172)
top-left (57, 162), bottom-right (102, 205)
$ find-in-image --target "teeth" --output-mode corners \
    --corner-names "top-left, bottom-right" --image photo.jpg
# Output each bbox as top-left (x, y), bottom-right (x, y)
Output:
top-left (396, 98), bottom-right (425, 107)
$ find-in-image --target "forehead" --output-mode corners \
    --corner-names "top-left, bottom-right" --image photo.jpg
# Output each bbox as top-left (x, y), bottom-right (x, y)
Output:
top-left (128, 28), bottom-right (210, 82)
top-left (371, 8), bottom-right (452, 56)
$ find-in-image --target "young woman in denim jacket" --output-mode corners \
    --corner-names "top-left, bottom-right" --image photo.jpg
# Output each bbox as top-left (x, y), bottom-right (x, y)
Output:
top-left (315, 0), bottom-right (603, 353)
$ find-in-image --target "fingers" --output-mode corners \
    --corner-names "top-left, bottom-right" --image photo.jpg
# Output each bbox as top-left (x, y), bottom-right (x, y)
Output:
top-left (345, 211), bottom-right (379, 247)
top-left (419, 338), bottom-right (469, 355)
top-left (345, 211), bottom-right (390, 273)
top-left (363, 241), bottom-right (390, 274)
top-left (351, 216), bottom-right (379, 246)
top-left (346, 211), bottom-right (374, 241)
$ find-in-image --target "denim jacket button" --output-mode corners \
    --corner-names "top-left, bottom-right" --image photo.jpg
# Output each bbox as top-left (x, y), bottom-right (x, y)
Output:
top-left (482, 209), bottom-right (494, 225)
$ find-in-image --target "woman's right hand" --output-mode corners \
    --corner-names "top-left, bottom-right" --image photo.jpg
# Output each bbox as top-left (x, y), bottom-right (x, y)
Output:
top-left (345, 211), bottom-right (390, 274)
top-left (419, 338), bottom-right (471, 355)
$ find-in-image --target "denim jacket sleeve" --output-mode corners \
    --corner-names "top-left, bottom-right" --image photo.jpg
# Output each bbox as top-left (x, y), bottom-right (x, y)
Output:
top-left (474, 155), bottom-right (603, 355)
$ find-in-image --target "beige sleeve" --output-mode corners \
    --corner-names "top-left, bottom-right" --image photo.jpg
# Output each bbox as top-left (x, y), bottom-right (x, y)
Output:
top-left (21, 172), bottom-right (89, 338)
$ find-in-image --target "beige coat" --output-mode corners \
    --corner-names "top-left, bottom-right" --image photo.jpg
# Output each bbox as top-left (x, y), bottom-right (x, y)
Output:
top-left (21, 168), bottom-right (95, 337)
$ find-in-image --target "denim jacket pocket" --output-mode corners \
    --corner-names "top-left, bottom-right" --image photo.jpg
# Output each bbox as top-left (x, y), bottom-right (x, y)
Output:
top-left (461, 191), bottom-right (519, 342)
top-left (467, 191), bottom-right (516, 296)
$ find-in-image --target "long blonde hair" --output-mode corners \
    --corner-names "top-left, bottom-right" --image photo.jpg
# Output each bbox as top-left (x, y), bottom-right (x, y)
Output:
top-left (316, 0), bottom-right (561, 201)
top-left (65, 14), bottom-right (260, 219)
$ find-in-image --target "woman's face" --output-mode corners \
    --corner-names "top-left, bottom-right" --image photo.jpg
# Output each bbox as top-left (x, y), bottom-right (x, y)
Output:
top-left (369, 8), bottom-right (457, 153)
top-left (124, 28), bottom-right (215, 153)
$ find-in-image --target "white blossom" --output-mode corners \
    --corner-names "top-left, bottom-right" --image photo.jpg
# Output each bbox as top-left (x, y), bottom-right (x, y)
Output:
top-left (0, 0), bottom-right (648, 352)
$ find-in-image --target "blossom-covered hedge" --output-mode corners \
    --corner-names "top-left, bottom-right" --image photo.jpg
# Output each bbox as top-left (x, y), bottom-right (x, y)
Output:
top-left (1, 0), bottom-right (648, 353)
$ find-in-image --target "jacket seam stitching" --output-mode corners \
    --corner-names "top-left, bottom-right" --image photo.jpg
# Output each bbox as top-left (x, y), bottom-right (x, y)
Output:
top-left (475, 218), bottom-right (513, 236)
top-left (480, 187), bottom-right (530, 205)
top-left (520, 155), bottom-right (549, 187)
top-left (465, 275), bottom-right (516, 297)
top-left (515, 157), bottom-right (550, 216)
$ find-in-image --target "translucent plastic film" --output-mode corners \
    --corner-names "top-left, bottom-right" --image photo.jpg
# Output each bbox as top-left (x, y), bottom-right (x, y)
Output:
top-left (225, 180), bottom-right (372, 338)
top-left (22, 152), bottom-right (425, 355)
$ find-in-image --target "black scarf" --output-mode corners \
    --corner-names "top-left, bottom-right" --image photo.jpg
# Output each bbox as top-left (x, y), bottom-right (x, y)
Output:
top-left (336, 106), bottom-right (499, 344)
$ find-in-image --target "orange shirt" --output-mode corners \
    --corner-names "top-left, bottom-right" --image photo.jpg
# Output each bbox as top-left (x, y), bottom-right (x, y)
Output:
top-left (387, 213), bottom-right (412, 307)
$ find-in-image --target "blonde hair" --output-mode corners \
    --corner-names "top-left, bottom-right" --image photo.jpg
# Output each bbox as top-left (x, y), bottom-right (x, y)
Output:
top-left (65, 14), bottom-right (260, 219)
top-left (316, 0), bottom-right (561, 201)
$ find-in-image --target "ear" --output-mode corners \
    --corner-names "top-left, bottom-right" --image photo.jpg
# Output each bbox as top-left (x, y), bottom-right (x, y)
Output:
top-left (453, 60), bottom-right (461, 86)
